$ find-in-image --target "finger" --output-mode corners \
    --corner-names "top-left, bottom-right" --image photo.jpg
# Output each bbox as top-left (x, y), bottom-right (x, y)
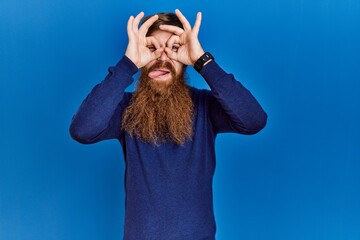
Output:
top-left (166, 35), bottom-right (180, 49)
top-left (146, 36), bottom-right (160, 49)
top-left (175, 9), bottom-right (191, 31)
top-left (132, 11), bottom-right (144, 33)
top-left (193, 12), bottom-right (202, 36)
top-left (159, 25), bottom-right (184, 35)
top-left (127, 16), bottom-right (135, 37)
top-left (139, 14), bottom-right (159, 36)
top-left (151, 48), bottom-right (163, 60)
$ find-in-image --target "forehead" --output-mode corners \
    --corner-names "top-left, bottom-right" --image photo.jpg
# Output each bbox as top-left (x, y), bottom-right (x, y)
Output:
top-left (150, 30), bottom-right (174, 43)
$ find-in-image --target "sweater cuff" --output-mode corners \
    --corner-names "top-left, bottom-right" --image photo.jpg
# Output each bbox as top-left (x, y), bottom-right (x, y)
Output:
top-left (199, 60), bottom-right (227, 81)
top-left (114, 55), bottom-right (139, 76)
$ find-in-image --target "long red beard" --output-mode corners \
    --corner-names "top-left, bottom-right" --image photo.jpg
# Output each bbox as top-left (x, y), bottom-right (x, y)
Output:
top-left (121, 61), bottom-right (194, 145)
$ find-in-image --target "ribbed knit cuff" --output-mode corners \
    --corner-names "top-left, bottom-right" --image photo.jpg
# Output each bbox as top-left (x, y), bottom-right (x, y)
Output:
top-left (114, 55), bottom-right (139, 76)
top-left (199, 60), bottom-right (227, 81)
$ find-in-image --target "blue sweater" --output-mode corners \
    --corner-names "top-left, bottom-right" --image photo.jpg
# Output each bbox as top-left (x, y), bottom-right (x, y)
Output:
top-left (69, 56), bottom-right (267, 240)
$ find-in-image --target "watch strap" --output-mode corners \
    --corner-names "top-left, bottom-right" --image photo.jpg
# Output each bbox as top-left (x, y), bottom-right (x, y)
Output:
top-left (194, 52), bottom-right (214, 72)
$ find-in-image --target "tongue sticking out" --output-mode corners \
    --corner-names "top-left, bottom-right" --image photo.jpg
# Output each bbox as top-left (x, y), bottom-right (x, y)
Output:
top-left (148, 69), bottom-right (170, 79)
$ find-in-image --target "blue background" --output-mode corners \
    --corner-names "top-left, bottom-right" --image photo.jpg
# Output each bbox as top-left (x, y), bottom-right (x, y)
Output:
top-left (1, 0), bottom-right (359, 239)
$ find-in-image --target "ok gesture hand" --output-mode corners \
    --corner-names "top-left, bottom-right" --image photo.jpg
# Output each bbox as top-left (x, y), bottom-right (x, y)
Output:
top-left (159, 9), bottom-right (205, 66)
top-left (125, 12), bottom-right (163, 68)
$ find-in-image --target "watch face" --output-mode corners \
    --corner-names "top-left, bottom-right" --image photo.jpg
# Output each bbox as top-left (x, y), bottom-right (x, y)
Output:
top-left (204, 53), bottom-right (211, 60)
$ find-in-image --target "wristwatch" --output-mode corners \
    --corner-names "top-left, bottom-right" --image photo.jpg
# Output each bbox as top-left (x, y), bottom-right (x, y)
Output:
top-left (194, 52), bottom-right (214, 72)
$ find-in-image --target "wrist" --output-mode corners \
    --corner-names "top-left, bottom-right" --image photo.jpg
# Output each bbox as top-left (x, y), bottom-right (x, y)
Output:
top-left (193, 52), bottom-right (215, 72)
top-left (125, 53), bottom-right (138, 68)
top-left (116, 55), bottom-right (139, 76)
top-left (192, 50), bottom-right (205, 66)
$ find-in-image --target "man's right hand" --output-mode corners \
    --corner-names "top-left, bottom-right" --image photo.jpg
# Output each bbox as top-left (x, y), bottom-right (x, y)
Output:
top-left (125, 12), bottom-right (163, 69)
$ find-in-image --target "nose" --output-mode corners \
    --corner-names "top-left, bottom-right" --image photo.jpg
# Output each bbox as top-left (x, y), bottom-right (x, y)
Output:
top-left (158, 49), bottom-right (170, 61)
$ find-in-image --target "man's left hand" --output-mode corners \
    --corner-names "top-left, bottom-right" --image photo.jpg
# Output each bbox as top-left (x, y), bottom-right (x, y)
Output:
top-left (159, 9), bottom-right (205, 66)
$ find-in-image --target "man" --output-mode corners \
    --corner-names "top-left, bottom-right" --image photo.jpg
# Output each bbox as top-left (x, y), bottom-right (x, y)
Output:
top-left (69, 9), bottom-right (267, 240)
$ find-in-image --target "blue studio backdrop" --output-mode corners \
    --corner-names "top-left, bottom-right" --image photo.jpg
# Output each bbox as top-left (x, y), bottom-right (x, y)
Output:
top-left (1, 0), bottom-right (359, 239)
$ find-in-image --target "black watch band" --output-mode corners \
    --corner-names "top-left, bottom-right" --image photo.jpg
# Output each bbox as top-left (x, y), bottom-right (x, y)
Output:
top-left (194, 52), bottom-right (214, 72)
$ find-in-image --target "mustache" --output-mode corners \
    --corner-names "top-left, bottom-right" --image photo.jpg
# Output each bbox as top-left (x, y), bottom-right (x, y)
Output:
top-left (148, 60), bottom-right (176, 76)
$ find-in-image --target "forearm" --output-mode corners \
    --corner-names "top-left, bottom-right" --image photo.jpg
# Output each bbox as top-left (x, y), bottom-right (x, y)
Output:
top-left (69, 56), bottom-right (138, 143)
top-left (200, 60), bottom-right (267, 134)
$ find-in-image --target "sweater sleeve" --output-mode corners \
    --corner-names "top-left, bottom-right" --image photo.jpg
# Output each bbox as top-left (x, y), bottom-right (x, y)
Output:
top-left (199, 60), bottom-right (267, 135)
top-left (69, 55), bottom-right (138, 144)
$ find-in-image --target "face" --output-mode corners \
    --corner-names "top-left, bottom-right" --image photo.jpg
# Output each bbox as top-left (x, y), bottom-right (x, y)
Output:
top-left (122, 29), bottom-right (193, 145)
top-left (143, 30), bottom-right (184, 82)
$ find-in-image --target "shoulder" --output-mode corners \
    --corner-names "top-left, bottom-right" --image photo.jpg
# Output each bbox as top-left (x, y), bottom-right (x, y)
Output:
top-left (188, 86), bottom-right (214, 110)
top-left (116, 91), bottom-right (133, 110)
top-left (189, 86), bottom-right (210, 98)
top-left (189, 86), bottom-right (215, 102)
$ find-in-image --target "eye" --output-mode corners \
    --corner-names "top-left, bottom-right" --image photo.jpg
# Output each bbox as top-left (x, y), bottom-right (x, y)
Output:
top-left (171, 45), bottom-right (179, 52)
top-left (147, 46), bottom-right (156, 52)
